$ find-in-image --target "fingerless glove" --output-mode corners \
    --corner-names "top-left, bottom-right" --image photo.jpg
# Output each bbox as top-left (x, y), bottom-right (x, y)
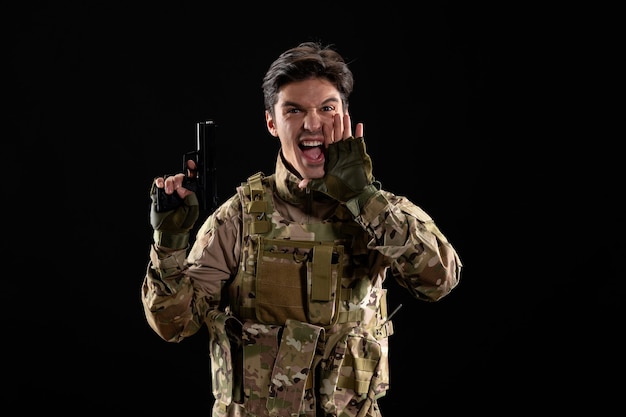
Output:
top-left (149, 183), bottom-right (199, 249)
top-left (308, 136), bottom-right (380, 216)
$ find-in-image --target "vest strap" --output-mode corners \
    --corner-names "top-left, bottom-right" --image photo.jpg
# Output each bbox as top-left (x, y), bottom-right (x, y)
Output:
top-left (250, 220), bottom-right (271, 234)
top-left (247, 172), bottom-right (265, 200)
top-left (245, 173), bottom-right (271, 234)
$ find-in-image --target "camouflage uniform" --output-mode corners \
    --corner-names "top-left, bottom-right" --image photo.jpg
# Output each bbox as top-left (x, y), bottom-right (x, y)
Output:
top-left (142, 151), bottom-right (462, 416)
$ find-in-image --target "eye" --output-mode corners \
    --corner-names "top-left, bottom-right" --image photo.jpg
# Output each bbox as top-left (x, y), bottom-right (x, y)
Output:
top-left (322, 106), bottom-right (335, 112)
top-left (287, 108), bottom-right (301, 114)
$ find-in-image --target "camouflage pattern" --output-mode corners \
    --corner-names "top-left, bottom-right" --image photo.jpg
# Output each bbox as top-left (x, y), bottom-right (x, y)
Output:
top-left (142, 152), bottom-right (462, 416)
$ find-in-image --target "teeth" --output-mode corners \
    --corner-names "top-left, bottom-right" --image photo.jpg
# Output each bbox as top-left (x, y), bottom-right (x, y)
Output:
top-left (301, 140), bottom-right (323, 147)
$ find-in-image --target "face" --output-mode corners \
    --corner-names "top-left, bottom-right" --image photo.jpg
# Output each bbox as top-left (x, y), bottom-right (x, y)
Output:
top-left (265, 78), bottom-right (344, 180)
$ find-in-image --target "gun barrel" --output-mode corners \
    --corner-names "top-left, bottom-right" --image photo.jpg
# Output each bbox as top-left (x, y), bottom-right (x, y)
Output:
top-left (196, 120), bottom-right (218, 212)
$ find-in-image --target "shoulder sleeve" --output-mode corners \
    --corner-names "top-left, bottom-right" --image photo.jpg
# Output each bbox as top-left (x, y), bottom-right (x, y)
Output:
top-left (141, 193), bottom-right (243, 342)
top-left (355, 190), bottom-right (462, 302)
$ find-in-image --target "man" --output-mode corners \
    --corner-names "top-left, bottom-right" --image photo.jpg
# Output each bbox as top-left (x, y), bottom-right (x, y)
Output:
top-left (143, 41), bottom-right (462, 417)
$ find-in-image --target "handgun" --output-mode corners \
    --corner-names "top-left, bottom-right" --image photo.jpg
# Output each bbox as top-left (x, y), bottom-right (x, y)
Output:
top-left (155, 120), bottom-right (219, 213)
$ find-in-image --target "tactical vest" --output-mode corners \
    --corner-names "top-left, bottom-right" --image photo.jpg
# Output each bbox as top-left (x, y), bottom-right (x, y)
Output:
top-left (207, 172), bottom-right (394, 417)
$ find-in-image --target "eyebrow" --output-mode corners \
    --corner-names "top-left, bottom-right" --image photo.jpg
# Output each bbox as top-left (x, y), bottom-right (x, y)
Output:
top-left (281, 97), bottom-right (340, 108)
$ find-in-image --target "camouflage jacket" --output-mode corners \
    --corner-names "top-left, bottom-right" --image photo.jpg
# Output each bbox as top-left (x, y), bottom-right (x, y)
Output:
top-left (142, 150), bottom-right (462, 416)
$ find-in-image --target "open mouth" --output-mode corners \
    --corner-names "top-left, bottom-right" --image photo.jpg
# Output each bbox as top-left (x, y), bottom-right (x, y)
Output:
top-left (299, 140), bottom-right (325, 161)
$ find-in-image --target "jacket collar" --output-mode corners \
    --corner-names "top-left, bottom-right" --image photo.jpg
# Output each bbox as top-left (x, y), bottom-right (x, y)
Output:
top-left (274, 150), bottom-right (310, 205)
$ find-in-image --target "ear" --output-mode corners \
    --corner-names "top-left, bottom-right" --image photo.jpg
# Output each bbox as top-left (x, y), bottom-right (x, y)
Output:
top-left (265, 110), bottom-right (278, 137)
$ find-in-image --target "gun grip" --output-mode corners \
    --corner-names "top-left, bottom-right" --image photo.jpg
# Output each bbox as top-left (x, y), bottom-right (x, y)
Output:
top-left (154, 177), bottom-right (198, 212)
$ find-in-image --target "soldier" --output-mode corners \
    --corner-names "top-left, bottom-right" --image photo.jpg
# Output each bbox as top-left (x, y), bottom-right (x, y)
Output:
top-left (143, 41), bottom-right (462, 417)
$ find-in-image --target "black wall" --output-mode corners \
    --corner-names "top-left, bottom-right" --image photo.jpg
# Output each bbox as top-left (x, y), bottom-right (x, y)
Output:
top-left (8, 2), bottom-right (622, 414)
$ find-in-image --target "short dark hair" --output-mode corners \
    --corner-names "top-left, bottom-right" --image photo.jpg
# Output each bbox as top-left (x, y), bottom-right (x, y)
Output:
top-left (262, 42), bottom-right (354, 116)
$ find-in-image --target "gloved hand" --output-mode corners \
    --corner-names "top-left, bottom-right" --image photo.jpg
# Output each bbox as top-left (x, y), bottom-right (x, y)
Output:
top-left (150, 182), bottom-right (199, 249)
top-left (307, 136), bottom-right (380, 216)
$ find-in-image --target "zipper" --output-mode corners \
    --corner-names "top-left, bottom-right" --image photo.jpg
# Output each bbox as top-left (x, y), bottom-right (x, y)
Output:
top-left (305, 183), bottom-right (312, 223)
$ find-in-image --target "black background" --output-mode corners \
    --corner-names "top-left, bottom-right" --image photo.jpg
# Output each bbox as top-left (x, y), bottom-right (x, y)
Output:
top-left (8, 2), bottom-right (623, 414)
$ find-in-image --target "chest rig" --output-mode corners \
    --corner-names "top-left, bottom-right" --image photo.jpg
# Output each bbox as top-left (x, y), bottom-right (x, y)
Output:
top-left (230, 171), bottom-right (377, 328)
top-left (208, 172), bottom-right (394, 416)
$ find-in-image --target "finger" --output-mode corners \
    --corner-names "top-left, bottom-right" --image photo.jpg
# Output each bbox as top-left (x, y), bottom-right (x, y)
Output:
top-left (186, 159), bottom-right (198, 178)
top-left (177, 186), bottom-right (193, 199)
top-left (334, 113), bottom-right (343, 142)
top-left (298, 178), bottom-right (310, 189)
top-left (155, 177), bottom-right (165, 188)
top-left (323, 119), bottom-right (333, 147)
top-left (164, 173), bottom-right (186, 194)
top-left (354, 122), bottom-right (364, 138)
top-left (174, 173), bottom-right (189, 197)
top-left (164, 176), bottom-right (176, 194)
top-left (342, 113), bottom-right (353, 139)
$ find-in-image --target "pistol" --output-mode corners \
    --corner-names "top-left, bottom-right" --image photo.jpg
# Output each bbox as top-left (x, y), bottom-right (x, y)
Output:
top-left (155, 120), bottom-right (219, 213)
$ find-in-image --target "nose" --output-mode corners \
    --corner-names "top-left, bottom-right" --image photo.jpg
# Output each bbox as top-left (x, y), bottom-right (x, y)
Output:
top-left (303, 110), bottom-right (323, 132)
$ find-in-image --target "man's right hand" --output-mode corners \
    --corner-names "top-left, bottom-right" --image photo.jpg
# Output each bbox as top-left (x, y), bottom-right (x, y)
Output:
top-left (149, 161), bottom-right (200, 249)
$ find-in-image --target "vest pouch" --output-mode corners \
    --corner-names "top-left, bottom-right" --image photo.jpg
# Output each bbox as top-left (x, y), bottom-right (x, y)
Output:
top-left (306, 243), bottom-right (343, 328)
top-left (206, 310), bottom-right (243, 414)
top-left (319, 330), bottom-right (387, 414)
top-left (256, 238), bottom-right (343, 327)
